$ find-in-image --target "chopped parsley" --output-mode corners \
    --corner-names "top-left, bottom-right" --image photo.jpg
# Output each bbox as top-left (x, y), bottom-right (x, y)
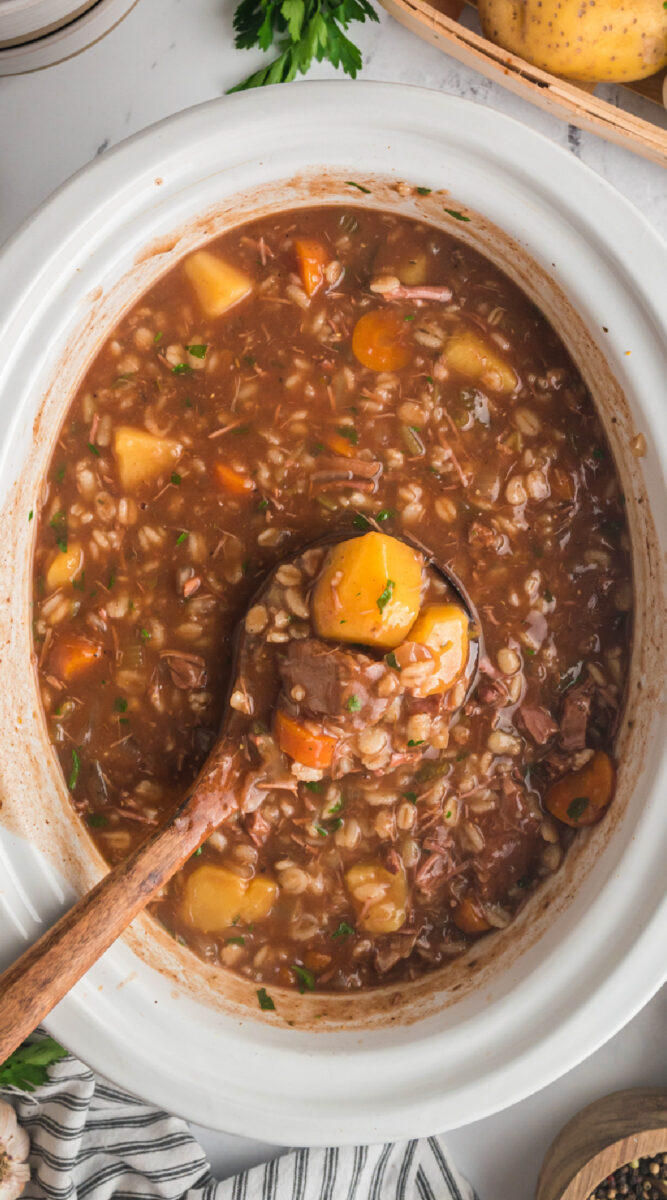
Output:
top-left (227, 936), bottom-right (245, 946)
top-left (172, 363), bottom-right (193, 375)
top-left (403, 791), bottom-right (418, 804)
top-left (304, 780), bottom-right (322, 793)
top-left (185, 343), bottom-right (207, 358)
top-left (327, 798), bottom-right (343, 815)
top-left (256, 498), bottom-right (269, 512)
top-left (192, 847), bottom-right (203, 857)
top-left (114, 697), bottom-right (128, 713)
top-left (176, 530), bottom-right (188, 545)
top-left (68, 748), bottom-right (80, 790)
top-left (352, 513), bottom-right (371, 531)
top-left (416, 186), bottom-right (432, 195)
top-left (28, 510), bottom-right (33, 521)
top-left (140, 628), bottom-right (151, 641)
top-left (407, 738), bottom-right (424, 747)
top-left (566, 796), bottom-right (590, 822)
top-left (56, 464), bottom-right (66, 482)
top-left (292, 965), bottom-right (316, 993)
top-left (87, 442), bottom-right (100, 456)
top-left (345, 181), bottom-right (371, 194)
top-left (49, 510), bottom-right (67, 553)
top-left (345, 694), bottom-right (361, 712)
top-left (257, 987), bottom-right (275, 1011)
top-left (154, 331), bottom-right (163, 343)
top-left (86, 812), bottom-right (107, 828)
top-left (376, 508), bottom-right (394, 522)
top-left (337, 425), bottom-right (358, 446)
top-left (332, 922), bottom-right (355, 940)
top-left (171, 472), bottom-right (182, 486)
top-left (385, 651), bottom-right (401, 670)
top-left (314, 824), bottom-right (329, 838)
top-left (444, 208), bottom-right (470, 222)
top-left (376, 578), bottom-right (395, 612)
top-left (592, 447), bottom-right (605, 461)
top-left (72, 571), bottom-right (86, 592)
top-left (108, 571), bottom-right (116, 588)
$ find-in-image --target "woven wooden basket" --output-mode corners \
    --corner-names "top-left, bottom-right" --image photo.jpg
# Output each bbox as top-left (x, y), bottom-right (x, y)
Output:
top-left (378, 0), bottom-right (667, 167)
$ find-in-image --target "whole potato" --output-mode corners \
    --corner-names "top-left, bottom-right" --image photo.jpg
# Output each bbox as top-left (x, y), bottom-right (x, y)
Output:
top-left (477, 0), bottom-right (667, 83)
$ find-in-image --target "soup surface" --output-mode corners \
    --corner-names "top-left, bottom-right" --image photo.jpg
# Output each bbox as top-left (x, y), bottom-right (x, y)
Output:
top-left (32, 201), bottom-right (632, 999)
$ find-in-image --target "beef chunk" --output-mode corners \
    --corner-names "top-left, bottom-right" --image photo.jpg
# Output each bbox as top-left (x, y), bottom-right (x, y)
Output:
top-left (559, 680), bottom-right (594, 752)
top-left (518, 704), bottom-right (558, 745)
top-left (279, 638), bottom-right (392, 725)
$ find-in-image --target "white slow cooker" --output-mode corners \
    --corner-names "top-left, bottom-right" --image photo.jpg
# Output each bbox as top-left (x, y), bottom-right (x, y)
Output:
top-left (0, 82), bottom-right (665, 1144)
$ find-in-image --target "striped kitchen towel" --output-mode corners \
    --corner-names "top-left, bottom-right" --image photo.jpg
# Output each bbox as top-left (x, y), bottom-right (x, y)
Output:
top-left (2, 1044), bottom-right (477, 1200)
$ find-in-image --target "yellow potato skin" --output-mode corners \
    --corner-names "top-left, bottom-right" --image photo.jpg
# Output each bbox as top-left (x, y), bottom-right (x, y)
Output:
top-left (312, 532), bottom-right (423, 650)
top-left (477, 0), bottom-right (667, 83)
top-left (182, 865), bottom-right (277, 933)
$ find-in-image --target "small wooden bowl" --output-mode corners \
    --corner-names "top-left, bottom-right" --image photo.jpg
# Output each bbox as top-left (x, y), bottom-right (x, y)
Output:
top-left (536, 1088), bottom-right (667, 1200)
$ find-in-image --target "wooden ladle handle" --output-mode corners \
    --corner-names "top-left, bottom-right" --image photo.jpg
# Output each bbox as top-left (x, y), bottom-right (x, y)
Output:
top-left (0, 739), bottom-right (241, 1063)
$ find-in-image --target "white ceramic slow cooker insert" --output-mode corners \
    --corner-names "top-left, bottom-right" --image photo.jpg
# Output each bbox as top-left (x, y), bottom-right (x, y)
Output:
top-left (0, 83), bottom-right (665, 1144)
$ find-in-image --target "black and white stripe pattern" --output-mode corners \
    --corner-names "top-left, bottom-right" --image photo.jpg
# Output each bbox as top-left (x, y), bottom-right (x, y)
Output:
top-left (2, 1048), bottom-right (475, 1200)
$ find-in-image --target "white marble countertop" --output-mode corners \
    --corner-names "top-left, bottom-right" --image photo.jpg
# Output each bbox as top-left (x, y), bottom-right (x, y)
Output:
top-left (1, 2), bottom-right (665, 1196)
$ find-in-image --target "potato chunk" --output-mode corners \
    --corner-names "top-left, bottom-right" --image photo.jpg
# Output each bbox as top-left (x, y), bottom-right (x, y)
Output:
top-left (346, 862), bottom-right (407, 933)
top-left (182, 865), bottom-right (277, 933)
top-left (401, 603), bottom-right (469, 697)
top-left (113, 426), bottom-right (182, 491)
top-left (443, 328), bottom-right (517, 394)
top-left (184, 250), bottom-right (253, 318)
top-left (312, 532), bottom-right (423, 650)
top-left (46, 544), bottom-right (84, 592)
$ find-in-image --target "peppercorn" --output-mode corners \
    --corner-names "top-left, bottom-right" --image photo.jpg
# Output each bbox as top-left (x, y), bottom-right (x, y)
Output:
top-left (586, 1154), bottom-right (667, 1200)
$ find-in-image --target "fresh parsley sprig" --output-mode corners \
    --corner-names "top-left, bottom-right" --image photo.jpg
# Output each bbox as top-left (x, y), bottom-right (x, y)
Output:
top-left (228, 0), bottom-right (379, 92)
top-left (0, 1037), bottom-right (67, 1092)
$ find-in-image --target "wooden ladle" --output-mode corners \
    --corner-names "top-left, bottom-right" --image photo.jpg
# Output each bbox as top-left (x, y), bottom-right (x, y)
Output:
top-left (0, 530), bottom-right (480, 1062)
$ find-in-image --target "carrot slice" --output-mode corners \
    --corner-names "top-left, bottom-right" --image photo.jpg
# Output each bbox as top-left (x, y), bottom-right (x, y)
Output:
top-left (352, 310), bottom-right (412, 372)
top-left (49, 635), bottom-right (104, 681)
top-left (325, 432), bottom-right (356, 458)
top-left (545, 750), bottom-right (615, 827)
top-left (294, 238), bottom-right (330, 297)
top-left (275, 710), bottom-right (336, 769)
top-left (452, 894), bottom-right (491, 935)
top-left (213, 462), bottom-right (255, 496)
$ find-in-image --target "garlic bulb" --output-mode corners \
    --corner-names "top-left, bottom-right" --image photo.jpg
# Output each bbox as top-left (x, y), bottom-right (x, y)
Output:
top-left (0, 1102), bottom-right (29, 1200)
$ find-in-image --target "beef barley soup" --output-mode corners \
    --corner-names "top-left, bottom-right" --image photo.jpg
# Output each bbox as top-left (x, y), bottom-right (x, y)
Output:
top-left (32, 203), bottom-right (632, 997)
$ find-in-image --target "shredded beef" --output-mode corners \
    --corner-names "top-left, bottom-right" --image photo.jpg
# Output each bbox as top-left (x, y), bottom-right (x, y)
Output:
top-left (518, 704), bottom-right (558, 745)
top-left (559, 680), bottom-right (594, 751)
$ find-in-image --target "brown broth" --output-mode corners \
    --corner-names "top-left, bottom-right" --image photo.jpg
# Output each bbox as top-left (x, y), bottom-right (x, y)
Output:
top-left (31, 205), bottom-right (632, 995)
